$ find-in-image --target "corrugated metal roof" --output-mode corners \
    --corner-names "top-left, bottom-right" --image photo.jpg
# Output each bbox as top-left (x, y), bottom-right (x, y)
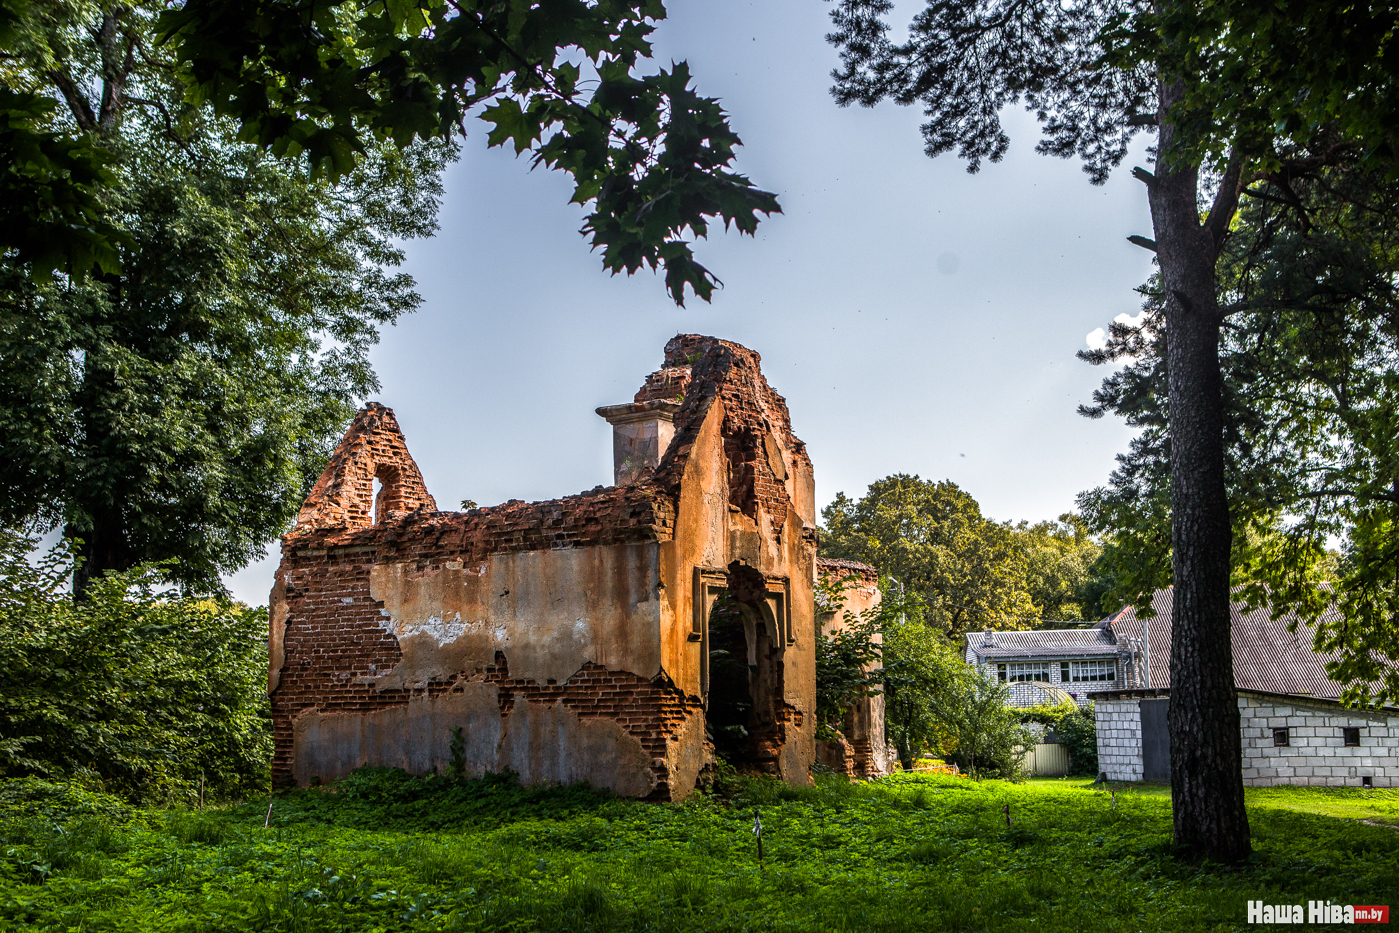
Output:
top-left (1106, 588), bottom-right (1352, 699)
top-left (972, 644), bottom-right (1122, 659)
top-left (964, 628), bottom-right (1120, 660)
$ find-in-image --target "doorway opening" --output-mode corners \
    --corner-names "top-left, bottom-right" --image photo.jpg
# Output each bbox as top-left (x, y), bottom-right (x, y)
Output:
top-left (704, 562), bottom-right (786, 774)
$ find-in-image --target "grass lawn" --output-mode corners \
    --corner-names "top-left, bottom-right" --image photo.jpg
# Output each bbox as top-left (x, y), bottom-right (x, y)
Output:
top-left (2, 770), bottom-right (1396, 933)
top-left (1028, 775), bottom-right (1399, 825)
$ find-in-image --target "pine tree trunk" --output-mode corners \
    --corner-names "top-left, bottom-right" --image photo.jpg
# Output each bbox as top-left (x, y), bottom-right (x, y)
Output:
top-left (1147, 78), bottom-right (1251, 862)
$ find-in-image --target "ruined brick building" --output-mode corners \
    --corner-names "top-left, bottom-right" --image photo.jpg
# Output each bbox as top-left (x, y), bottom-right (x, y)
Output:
top-left (269, 336), bottom-right (824, 800)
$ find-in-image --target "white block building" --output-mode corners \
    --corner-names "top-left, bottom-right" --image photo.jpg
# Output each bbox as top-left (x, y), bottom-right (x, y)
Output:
top-left (1090, 588), bottom-right (1399, 788)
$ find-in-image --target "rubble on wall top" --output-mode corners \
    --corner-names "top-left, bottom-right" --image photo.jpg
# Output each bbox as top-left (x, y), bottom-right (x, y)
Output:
top-left (289, 333), bottom-right (808, 557)
top-left (816, 557), bottom-right (879, 579)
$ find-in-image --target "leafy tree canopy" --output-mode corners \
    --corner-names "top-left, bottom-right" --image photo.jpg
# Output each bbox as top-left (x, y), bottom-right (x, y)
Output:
top-left (1015, 514), bottom-right (1103, 622)
top-left (826, 0), bottom-right (1399, 860)
top-left (1080, 162), bottom-right (1399, 706)
top-left (820, 475), bottom-right (1033, 635)
top-left (821, 476), bottom-right (1104, 633)
top-left (0, 0), bottom-right (452, 593)
top-left (0, 0), bottom-right (129, 279)
top-left (154, 0), bottom-right (779, 304)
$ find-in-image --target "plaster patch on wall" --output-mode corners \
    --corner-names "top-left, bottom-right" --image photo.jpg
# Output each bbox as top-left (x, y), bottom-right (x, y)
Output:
top-left (498, 698), bottom-right (657, 798)
top-left (291, 683), bottom-right (502, 785)
top-left (368, 545), bottom-right (662, 686)
top-left (268, 572), bottom-right (289, 695)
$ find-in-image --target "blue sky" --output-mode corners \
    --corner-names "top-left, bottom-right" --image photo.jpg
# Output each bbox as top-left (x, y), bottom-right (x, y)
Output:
top-left (225, 0), bottom-right (1156, 605)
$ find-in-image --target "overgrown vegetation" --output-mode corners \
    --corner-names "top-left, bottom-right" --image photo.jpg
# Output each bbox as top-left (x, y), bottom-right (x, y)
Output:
top-left (0, 533), bottom-right (270, 803)
top-left (1017, 701), bottom-right (1099, 777)
top-left (2, 769), bottom-right (1395, 932)
top-left (813, 572), bottom-right (881, 740)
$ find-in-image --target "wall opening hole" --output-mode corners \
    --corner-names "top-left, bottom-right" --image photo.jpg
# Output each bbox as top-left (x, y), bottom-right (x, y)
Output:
top-left (371, 477), bottom-right (383, 524)
top-left (1363, 775), bottom-right (1373, 788)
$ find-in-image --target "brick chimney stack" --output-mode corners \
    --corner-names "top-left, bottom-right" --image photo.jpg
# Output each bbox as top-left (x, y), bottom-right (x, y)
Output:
top-left (595, 400), bottom-right (682, 486)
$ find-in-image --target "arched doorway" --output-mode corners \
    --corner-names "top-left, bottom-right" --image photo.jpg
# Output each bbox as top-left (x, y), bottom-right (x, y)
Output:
top-left (702, 562), bottom-right (788, 774)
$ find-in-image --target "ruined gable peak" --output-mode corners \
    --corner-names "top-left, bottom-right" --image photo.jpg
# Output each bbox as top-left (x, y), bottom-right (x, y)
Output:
top-left (293, 402), bottom-right (436, 532)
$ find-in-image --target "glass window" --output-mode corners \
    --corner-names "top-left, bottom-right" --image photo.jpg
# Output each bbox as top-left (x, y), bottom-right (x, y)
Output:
top-left (996, 664), bottom-right (1007, 682)
top-left (1006, 663), bottom-right (1050, 683)
top-left (1069, 660), bottom-right (1116, 682)
top-left (1343, 727), bottom-right (1361, 747)
top-left (1273, 728), bottom-right (1289, 747)
top-left (1060, 662), bottom-right (1070, 682)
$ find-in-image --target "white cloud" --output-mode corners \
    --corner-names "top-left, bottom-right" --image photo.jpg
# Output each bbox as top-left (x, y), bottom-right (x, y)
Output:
top-left (1085, 327), bottom-right (1107, 350)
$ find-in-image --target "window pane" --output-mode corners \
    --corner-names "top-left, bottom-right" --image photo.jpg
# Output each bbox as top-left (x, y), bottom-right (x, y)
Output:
top-left (1069, 660), bottom-right (1116, 682)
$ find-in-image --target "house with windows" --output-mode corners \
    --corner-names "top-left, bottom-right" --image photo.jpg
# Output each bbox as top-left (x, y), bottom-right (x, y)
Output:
top-left (962, 628), bottom-right (1138, 707)
top-left (1089, 588), bottom-right (1399, 788)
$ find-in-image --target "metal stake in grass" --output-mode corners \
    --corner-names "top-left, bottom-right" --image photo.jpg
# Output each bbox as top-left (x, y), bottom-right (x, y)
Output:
top-left (265, 798), bottom-right (274, 829)
top-left (752, 810), bottom-right (764, 867)
top-left (1002, 803), bottom-right (1011, 828)
top-left (1111, 790), bottom-right (1116, 810)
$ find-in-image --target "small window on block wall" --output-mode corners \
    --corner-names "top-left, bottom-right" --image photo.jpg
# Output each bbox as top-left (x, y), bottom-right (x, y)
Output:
top-left (1273, 728), bottom-right (1290, 747)
top-left (1343, 727), bottom-right (1361, 747)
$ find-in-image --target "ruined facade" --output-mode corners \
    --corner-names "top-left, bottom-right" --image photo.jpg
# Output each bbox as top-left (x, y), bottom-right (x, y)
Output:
top-left (269, 336), bottom-right (818, 800)
top-left (815, 557), bottom-right (889, 778)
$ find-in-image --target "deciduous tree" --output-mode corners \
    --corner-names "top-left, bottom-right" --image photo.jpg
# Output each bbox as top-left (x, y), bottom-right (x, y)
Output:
top-left (156, 0), bottom-right (779, 304)
top-left (821, 475), bottom-right (1036, 636)
top-left (1081, 161), bottom-right (1399, 706)
top-left (0, 0), bottom-right (451, 593)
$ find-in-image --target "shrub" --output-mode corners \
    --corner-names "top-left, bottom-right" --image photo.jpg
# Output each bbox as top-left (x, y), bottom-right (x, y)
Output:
top-left (1015, 700), bottom-right (1098, 776)
top-left (1056, 705), bottom-right (1099, 776)
top-left (0, 533), bottom-right (271, 803)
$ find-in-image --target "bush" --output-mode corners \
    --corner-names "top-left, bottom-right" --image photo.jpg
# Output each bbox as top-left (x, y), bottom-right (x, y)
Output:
top-left (0, 533), bottom-right (271, 803)
top-left (1056, 705), bottom-right (1099, 776)
top-left (931, 670), bottom-right (1032, 781)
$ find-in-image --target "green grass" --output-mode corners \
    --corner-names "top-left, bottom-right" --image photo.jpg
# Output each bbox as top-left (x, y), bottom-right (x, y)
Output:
top-left (1, 770), bottom-right (1396, 932)
top-left (1025, 775), bottom-right (1399, 824)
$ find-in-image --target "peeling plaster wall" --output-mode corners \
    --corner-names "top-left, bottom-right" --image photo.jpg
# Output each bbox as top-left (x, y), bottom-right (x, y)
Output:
top-left (368, 545), bottom-right (663, 689)
top-left (272, 542), bottom-right (676, 796)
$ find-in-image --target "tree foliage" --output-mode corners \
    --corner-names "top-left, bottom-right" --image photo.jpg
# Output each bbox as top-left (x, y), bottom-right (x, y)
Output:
top-left (0, 0), bottom-right (451, 592)
top-left (1080, 163), bottom-right (1399, 705)
top-left (814, 573), bottom-right (882, 738)
top-left (155, 0), bottom-right (779, 304)
top-left (925, 665), bottom-right (1028, 781)
top-left (1016, 514), bottom-right (1103, 621)
top-left (825, 0), bottom-right (1399, 860)
top-left (0, 0), bottom-right (129, 280)
top-left (0, 532), bottom-right (271, 803)
top-left (820, 475), bottom-right (1037, 635)
top-left (858, 582), bottom-right (942, 771)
